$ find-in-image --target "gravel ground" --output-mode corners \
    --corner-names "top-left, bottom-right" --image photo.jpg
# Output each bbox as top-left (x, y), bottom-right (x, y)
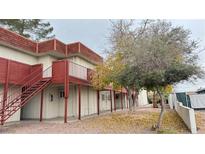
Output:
top-left (0, 107), bottom-right (189, 134)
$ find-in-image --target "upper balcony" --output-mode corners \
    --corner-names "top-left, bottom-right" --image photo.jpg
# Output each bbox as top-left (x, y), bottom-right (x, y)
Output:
top-left (69, 61), bottom-right (88, 80)
top-left (0, 56), bottom-right (94, 87)
top-left (52, 60), bottom-right (94, 85)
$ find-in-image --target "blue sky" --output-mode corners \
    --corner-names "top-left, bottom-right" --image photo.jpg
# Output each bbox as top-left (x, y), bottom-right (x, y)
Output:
top-left (49, 19), bottom-right (205, 92)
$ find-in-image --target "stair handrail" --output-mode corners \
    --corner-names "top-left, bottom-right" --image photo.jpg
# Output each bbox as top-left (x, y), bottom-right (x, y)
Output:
top-left (69, 61), bottom-right (88, 80)
top-left (0, 73), bottom-right (51, 113)
top-left (1, 78), bottom-right (51, 120)
top-left (0, 66), bottom-right (52, 110)
top-left (0, 66), bottom-right (52, 111)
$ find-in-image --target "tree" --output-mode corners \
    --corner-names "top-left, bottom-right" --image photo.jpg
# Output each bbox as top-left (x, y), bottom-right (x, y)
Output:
top-left (115, 65), bottom-right (143, 110)
top-left (108, 19), bottom-right (204, 129)
top-left (0, 19), bottom-right (54, 41)
top-left (91, 52), bottom-right (124, 91)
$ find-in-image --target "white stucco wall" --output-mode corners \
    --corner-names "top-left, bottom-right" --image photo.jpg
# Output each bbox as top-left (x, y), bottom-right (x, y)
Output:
top-left (100, 91), bottom-right (111, 112)
top-left (21, 93), bottom-right (41, 119)
top-left (21, 84), bottom-right (99, 120)
top-left (115, 93), bottom-right (122, 109)
top-left (81, 86), bottom-right (89, 116)
top-left (68, 56), bottom-right (96, 69)
top-left (38, 55), bottom-right (57, 71)
top-left (138, 90), bottom-right (148, 106)
top-left (21, 86), bottom-right (59, 119)
top-left (123, 93), bottom-right (128, 108)
top-left (81, 86), bottom-right (97, 116)
top-left (0, 45), bottom-right (38, 65)
top-left (0, 45), bottom-right (58, 73)
top-left (88, 87), bottom-right (97, 115)
top-left (0, 84), bottom-right (21, 123)
top-left (58, 84), bottom-right (78, 117)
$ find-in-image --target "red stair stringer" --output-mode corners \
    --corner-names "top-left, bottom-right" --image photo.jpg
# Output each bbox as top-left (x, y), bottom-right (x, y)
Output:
top-left (0, 78), bottom-right (51, 124)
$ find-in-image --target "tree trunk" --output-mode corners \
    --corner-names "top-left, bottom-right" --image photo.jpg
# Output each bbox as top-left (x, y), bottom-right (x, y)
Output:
top-left (127, 89), bottom-right (133, 111)
top-left (153, 91), bottom-right (158, 108)
top-left (156, 88), bottom-right (165, 129)
top-left (133, 90), bottom-right (139, 108)
top-left (128, 89), bottom-right (139, 111)
top-left (20, 19), bottom-right (25, 35)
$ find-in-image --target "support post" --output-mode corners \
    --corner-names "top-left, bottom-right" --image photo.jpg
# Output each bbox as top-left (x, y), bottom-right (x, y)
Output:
top-left (1, 60), bottom-right (10, 125)
top-left (64, 61), bottom-right (69, 123)
top-left (121, 89), bottom-right (123, 110)
top-left (126, 93), bottom-right (129, 109)
top-left (40, 90), bottom-right (44, 122)
top-left (110, 90), bottom-right (113, 112)
top-left (78, 84), bottom-right (81, 120)
top-left (114, 90), bottom-right (116, 111)
top-left (97, 90), bottom-right (100, 115)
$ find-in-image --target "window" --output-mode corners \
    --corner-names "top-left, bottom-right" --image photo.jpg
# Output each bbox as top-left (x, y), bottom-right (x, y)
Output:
top-left (115, 94), bottom-right (119, 99)
top-left (107, 94), bottom-right (111, 100)
top-left (59, 90), bottom-right (64, 98)
top-left (50, 94), bottom-right (54, 102)
top-left (101, 94), bottom-right (105, 101)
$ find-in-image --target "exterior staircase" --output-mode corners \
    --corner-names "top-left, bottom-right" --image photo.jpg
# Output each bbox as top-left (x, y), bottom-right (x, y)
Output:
top-left (0, 67), bottom-right (52, 125)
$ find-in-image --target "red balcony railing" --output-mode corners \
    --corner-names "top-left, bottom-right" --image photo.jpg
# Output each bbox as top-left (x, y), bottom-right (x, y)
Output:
top-left (52, 60), bottom-right (94, 84)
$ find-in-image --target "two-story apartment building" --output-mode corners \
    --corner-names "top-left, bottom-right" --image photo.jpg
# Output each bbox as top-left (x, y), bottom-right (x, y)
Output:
top-left (0, 27), bottom-right (148, 125)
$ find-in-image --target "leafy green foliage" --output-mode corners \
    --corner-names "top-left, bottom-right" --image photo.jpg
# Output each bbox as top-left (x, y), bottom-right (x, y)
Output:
top-left (107, 19), bottom-right (204, 128)
top-left (109, 20), bottom-right (203, 93)
top-left (91, 53), bottom-right (124, 90)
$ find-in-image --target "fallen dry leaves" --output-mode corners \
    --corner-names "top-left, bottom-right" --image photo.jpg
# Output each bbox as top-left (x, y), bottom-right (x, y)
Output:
top-left (195, 111), bottom-right (205, 133)
top-left (1, 108), bottom-right (190, 134)
top-left (78, 109), bottom-right (189, 134)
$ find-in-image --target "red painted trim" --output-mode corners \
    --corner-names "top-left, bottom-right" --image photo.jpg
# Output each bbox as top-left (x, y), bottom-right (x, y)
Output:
top-left (1, 60), bottom-right (10, 125)
top-left (0, 27), bottom-right (103, 63)
top-left (78, 42), bottom-right (81, 53)
top-left (97, 90), bottom-right (100, 115)
top-left (40, 90), bottom-right (44, 122)
top-left (54, 39), bottom-right (57, 50)
top-left (64, 61), bottom-right (69, 123)
top-left (78, 84), bottom-right (81, 120)
top-left (0, 27), bottom-right (37, 52)
top-left (0, 57), bottom-right (36, 85)
top-left (67, 42), bottom-right (103, 63)
top-left (114, 91), bottom-right (116, 111)
top-left (64, 97), bottom-right (68, 123)
top-left (69, 76), bottom-right (90, 86)
top-left (36, 43), bottom-right (39, 53)
top-left (65, 44), bottom-right (68, 56)
top-left (110, 90), bottom-right (113, 112)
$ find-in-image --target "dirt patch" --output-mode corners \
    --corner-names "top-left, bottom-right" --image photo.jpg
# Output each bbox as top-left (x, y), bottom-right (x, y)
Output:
top-left (0, 108), bottom-right (189, 134)
top-left (195, 111), bottom-right (205, 133)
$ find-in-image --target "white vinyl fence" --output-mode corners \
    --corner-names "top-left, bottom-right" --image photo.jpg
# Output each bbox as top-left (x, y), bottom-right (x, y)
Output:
top-left (168, 94), bottom-right (197, 134)
top-left (175, 102), bottom-right (197, 134)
